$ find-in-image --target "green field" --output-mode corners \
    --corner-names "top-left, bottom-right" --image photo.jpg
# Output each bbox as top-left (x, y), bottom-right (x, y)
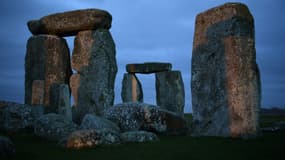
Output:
top-left (1, 114), bottom-right (285, 160)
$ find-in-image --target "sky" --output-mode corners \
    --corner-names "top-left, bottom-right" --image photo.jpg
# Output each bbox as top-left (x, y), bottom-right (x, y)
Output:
top-left (0, 0), bottom-right (284, 112)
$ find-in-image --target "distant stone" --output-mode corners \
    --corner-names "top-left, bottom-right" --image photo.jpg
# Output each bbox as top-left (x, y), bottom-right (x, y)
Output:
top-left (191, 3), bottom-right (260, 137)
top-left (69, 74), bottom-right (80, 106)
top-left (49, 83), bottom-right (72, 121)
top-left (126, 62), bottom-right (172, 74)
top-left (27, 8), bottom-right (112, 37)
top-left (65, 129), bottom-right (120, 149)
top-left (80, 114), bottom-right (120, 132)
top-left (71, 29), bottom-right (117, 117)
top-left (121, 73), bottom-right (143, 103)
top-left (34, 113), bottom-right (78, 141)
top-left (155, 71), bottom-right (185, 115)
top-left (0, 136), bottom-right (15, 157)
top-left (120, 131), bottom-right (159, 143)
top-left (25, 35), bottom-right (72, 106)
top-left (31, 80), bottom-right (44, 105)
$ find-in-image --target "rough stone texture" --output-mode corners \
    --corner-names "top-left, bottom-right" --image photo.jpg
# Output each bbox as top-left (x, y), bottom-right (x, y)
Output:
top-left (31, 80), bottom-right (45, 105)
top-left (34, 113), bottom-right (78, 141)
top-left (0, 136), bottom-right (15, 157)
top-left (69, 74), bottom-right (80, 106)
top-left (49, 83), bottom-right (72, 121)
top-left (155, 71), bottom-right (185, 115)
top-left (71, 29), bottom-right (117, 117)
top-left (80, 114), bottom-right (120, 132)
top-left (25, 35), bottom-right (72, 107)
top-left (191, 2), bottom-right (260, 137)
top-left (104, 103), bottom-right (144, 132)
top-left (121, 73), bottom-right (143, 103)
top-left (27, 8), bottom-right (112, 37)
top-left (65, 129), bottom-right (120, 149)
top-left (120, 131), bottom-right (159, 143)
top-left (0, 101), bottom-right (34, 132)
top-left (126, 62), bottom-right (172, 74)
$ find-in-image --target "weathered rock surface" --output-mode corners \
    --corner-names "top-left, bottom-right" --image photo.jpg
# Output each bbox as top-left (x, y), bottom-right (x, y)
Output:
top-left (34, 113), bottom-right (78, 141)
top-left (191, 3), bottom-right (260, 137)
top-left (121, 73), bottom-right (143, 102)
top-left (27, 9), bottom-right (112, 37)
top-left (120, 131), bottom-right (159, 143)
top-left (126, 62), bottom-right (172, 74)
top-left (25, 35), bottom-right (72, 106)
top-left (155, 71), bottom-right (185, 115)
top-left (0, 136), bottom-right (15, 157)
top-left (65, 129), bottom-right (120, 149)
top-left (71, 29), bottom-right (117, 117)
top-left (80, 114), bottom-right (120, 132)
top-left (31, 80), bottom-right (45, 105)
top-left (0, 101), bottom-right (35, 132)
top-left (104, 103), bottom-right (144, 132)
top-left (49, 83), bottom-right (72, 121)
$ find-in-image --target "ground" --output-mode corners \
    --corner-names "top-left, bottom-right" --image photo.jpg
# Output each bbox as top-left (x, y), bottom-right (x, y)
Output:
top-left (1, 114), bottom-right (284, 160)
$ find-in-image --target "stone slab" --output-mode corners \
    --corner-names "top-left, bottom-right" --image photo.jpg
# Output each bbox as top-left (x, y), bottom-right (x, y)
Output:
top-left (126, 62), bottom-right (172, 74)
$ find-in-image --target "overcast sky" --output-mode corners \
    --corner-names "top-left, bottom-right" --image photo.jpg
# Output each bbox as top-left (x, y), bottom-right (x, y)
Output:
top-left (0, 0), bottom-right (284, 112)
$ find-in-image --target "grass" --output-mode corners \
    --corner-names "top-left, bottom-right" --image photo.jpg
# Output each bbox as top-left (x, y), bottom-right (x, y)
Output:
top-left (1, 114), bottom-right (285, 160)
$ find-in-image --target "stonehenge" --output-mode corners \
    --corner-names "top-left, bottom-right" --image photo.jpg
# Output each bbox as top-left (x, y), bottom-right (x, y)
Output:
top-left (191, 3), bottom-right (260, 137)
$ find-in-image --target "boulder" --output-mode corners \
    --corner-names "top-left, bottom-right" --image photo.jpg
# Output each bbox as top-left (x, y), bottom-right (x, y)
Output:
top-left (0, 136), bottom-right (15, 157)
top-left (80, 114), bottom-right (120, 132)
top-left (65, 129), bottom-right (120, 149)
top-left (155, 71), bottom-right (185, 115)
top-left (49, 83), bottom-right (72, 121)
top-left (25, 35), bottom-right (72, 106)
top-left (34, 113), bottom-right (78, 141)
top-left (104, 102), bottom-right (144, 132)
top-left (191, 3), bottom-right (260, 137)
top-left (31, 80), bottom-right (44, 105)
top-left (120, 131), bottom-right (159, 143)
top-left (126, 62), bottom-right (172, 74)
top-left (71, 29), bottom-right (117, 116)
top-left (27, 8), bottom-right (112, 37)
top-left (121, 73), bottom-right (143, 102)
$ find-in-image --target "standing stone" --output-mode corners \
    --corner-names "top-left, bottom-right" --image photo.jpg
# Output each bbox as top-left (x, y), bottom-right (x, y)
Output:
top-left (191, 3), bottom-right (260, 137)
top-left (31, 80), bottom-right (45, 105)
top-left (155, 71), bottom-right (185, 115)
top-left (49, 83), bottom-right (72, 121)
top-left (71, 29), bottom-right (117, 118)
top-left (25, 35), bottom-right (72, 107)
top-left (27, 9), bottom-right (112, 37)
top-left (69, 74), bottom-right (80, 106)
top-left (121, 73), bottom-right (143, 102)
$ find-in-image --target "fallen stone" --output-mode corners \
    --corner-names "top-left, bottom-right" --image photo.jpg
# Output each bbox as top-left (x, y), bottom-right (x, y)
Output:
top-left (71, 29), bottom-right (117, 116)
top-left (25, 35), bottom-right (72, 106)
top-left (65, 129), bottom-right (120, 149)
top-left (191, 2), bottom-right (260, 137)
top-left (27, 8), bottom-right (112, 37)
top-left (49, 83), bottom-right (72, 121)
top-left (0, 136), bottom-right (15, 157)
top-left (80, 114), bottom-right (120, 132)
top-left (126, 62), bottom-right (172, 74)
top-left (31, 80), bottom-right (45, 105)
top-left (120, 131), bottom-right (159, 143)
top-left (121, 73), bottom-right (143, 103)
top-left (34, 113), bottom-right (78, 141)
top-left (155, 71), bottom-right (185, 115)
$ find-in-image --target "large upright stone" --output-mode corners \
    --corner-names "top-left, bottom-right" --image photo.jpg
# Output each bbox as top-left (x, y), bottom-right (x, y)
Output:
top-left (121, 73), bottom-right (143, 102)
top-left (27, 9), bottom-right (112, 37)
top-left (31, 80), bottom-right (44, 105)
top-left (126, 62), bottom-right (172, 74)
top-left (71, 29), bottom-right (117, 118)
top-left (49, 83), bottom-right (72, 121)
top-left (25, 35), bottom-right (72, 106)
top-left (155, 71), bottom-right (185, 115)
top-left (191, 3), bottom-right (260, 137)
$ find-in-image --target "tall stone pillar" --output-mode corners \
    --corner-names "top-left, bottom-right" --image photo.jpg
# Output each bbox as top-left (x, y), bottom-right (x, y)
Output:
top-left (25, 35), bottom-right (72, 107)
top-left (121, 73), bottom-right (143, 102)
top-left (191, 3), bottom-right (260, 137)
top-left (155, 71), bottom-right (185, 115)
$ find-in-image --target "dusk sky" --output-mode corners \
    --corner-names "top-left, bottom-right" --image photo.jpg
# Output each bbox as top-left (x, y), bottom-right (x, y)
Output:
top-left (0, 0), bottom-right (284, 112)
